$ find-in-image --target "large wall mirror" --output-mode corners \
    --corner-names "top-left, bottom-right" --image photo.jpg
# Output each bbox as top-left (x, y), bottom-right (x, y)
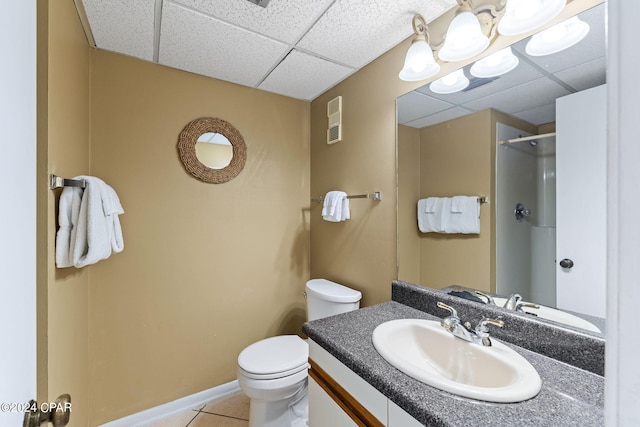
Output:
top-left (178, 117), bottom-right (247, 184)
top-left (396, 2), bottom-right (605, 336)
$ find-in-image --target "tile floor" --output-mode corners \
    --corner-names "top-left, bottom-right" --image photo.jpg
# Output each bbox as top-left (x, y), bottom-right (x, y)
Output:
top-left (144, 391), bottom-right (250, 427)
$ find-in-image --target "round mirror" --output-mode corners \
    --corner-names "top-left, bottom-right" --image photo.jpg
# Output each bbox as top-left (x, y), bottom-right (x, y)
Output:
top-left (177, 117), bottom-right (247, 183)
top-left (195, 132), bottom-right (233, 169)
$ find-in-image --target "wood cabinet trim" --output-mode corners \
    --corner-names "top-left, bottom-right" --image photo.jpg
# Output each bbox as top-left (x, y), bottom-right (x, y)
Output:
top-left (308, 358), bottom-right (385, 427)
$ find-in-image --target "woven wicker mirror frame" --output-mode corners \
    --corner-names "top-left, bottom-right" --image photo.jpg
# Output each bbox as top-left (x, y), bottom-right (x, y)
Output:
top-left (177, 117), bottom-right (247, 184)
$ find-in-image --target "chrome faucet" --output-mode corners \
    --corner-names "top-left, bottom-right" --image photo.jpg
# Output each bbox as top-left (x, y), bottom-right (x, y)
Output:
top-left (437, 302), bottom-right (504, 347)
top-left (502, 293), bottom-right (541, 313)
top-left (503, 293), bottom-right (522, 310)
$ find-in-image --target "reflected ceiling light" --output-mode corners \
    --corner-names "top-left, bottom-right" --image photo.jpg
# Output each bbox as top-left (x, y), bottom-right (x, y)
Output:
top-left (438, 0), bottom-right (490, 62)
top-left (470, 47), bottom-right (519, 77)
top-left (498, 0), bottom-right (565, 36)
top-left (525, 16), bottom-right (590, 56)
top-left (399, 14), bottom-right (441, 82)
top-left (429, 69), bottom-right (469, 94)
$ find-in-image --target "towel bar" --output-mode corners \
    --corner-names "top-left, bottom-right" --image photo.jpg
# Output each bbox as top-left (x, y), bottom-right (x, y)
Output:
top-left (50, 174), bottom-right (86, 190)
top-left (312, 191), bottom-right (382, 204)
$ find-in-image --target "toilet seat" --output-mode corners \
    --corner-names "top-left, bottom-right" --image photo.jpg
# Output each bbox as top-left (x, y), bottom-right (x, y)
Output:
top-left (238, 335), bottom-right (308, 380)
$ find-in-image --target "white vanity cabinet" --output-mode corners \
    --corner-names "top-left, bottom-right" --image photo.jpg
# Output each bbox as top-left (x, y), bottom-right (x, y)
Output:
top-left (308, 340), bottom-right (423, 427)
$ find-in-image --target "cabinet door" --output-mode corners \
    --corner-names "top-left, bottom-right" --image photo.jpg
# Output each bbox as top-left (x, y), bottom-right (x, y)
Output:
top-left (556, 84), bottom-right (607, 318)
top-left (388, 400), bottom-right (424, 427)
top-left (309, 376), bottom-right (359, 427)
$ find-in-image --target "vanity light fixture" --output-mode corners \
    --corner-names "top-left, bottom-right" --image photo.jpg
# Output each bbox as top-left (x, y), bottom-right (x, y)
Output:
top-left (438, 0), bottom-right (490, 62)
top-left (429, 69), bottom-right (469, 94)
top-left (525, 16), bottom-right (590, 56)
top-left (470, 46), bottom-right (519, 77)
top-left (497, 0), bottom-right (565, 36)
top-left (399, 14), bottom-right (441, 81)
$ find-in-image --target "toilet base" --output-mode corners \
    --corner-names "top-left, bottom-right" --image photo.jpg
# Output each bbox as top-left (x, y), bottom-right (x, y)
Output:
top-left (247, 380), bottom-right (308, 427)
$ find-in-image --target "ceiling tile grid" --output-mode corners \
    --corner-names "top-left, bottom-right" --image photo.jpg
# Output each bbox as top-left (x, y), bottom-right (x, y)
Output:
top-left (258, 50), bottom-right (354, 100)
top-left (462, 77), bottom-right (572, 116)
top-left (397, 91), bottom-right (455, 125)
top-left (171, 0), bottom-right (335, 44)
top-left (296, 0), bottom-right (457, 68)
top-left (403, 107), bottom-right (475, 129)
top-left (82, 0), bottom-right (156, 61)
top-left (159, 2), bottom-right (290, 87)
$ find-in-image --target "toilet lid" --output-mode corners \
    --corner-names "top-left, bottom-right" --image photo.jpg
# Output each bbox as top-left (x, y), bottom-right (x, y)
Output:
top-left (238, 335), bottom-right (308, 377)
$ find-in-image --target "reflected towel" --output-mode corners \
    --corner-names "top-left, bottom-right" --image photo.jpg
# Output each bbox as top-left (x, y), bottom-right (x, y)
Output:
top-left (445, 196), bottom-right (480, 234)
top-left (418, 197), bottom-right (446, 232)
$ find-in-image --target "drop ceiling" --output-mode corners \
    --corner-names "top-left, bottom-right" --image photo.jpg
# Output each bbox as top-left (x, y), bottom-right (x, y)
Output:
top-left (77, 0), bottom-right (458, 101)
top-left (397, 3), bottom-right (606, 128)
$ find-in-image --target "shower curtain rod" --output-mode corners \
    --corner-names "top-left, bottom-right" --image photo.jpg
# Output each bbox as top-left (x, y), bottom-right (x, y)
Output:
top-left (499, 132), bottom-right (556, 145)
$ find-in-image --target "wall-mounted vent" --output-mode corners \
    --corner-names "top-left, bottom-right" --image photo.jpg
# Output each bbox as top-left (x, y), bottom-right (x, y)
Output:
top-left (327, 96), bottom-right (342, 144)
top-left (245, 0), bottom-right (271, 8)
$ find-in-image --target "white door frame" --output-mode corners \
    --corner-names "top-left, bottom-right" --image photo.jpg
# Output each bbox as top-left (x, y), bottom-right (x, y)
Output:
top-left (605, 1), bottom-right (640, 425)
top-left (0, 0), bottom-right (38, 425)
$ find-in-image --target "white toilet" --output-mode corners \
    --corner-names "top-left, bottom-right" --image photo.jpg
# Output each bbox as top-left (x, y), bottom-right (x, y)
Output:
top-left (237, 279), bottom-right (362, 427)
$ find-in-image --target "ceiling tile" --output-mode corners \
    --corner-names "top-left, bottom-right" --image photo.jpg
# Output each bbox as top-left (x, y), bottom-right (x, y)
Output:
top-left (403, 107), bottom-right (475, 128)
top-left (554, 57), bottom-right (606, 92)
top-left (258, 50), bottom-right (354, 101)
top-left (462, 78), bottom-right (571, 116)
top-left (296, 0), bottom-right (457, 68)
top-left (159, 2), bottom-right (289, 87)
top-left (82, 0), bottom-right (155, 61)
top-left (171, 0), bottom-right (334, 44)
top-left (512, 103), bottom-right (557, 125)
top-left (397, 91), bottom-right (455, 124)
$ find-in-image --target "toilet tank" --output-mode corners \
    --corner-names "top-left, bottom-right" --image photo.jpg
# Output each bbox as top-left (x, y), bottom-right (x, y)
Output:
top-left (306, 279), bottom-right (362, 321)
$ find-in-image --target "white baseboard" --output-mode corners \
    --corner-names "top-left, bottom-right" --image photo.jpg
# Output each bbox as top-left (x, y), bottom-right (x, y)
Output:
top-left (99, 380), bottom-right (241, 427)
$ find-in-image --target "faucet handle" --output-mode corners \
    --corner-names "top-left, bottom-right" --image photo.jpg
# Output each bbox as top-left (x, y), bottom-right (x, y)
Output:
top-left (475, 318), bottom-right (504, 346)
top-left (516, 302), bottom-right (541, 314)
top-left (436, 301), bottom-right (458, 318)
top-left (475, 318), bottom-right (505, 335)
top-left (474, 290), bottom-right (495, 305)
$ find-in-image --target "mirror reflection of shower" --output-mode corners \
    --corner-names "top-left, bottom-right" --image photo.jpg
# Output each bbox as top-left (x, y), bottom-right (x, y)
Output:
top-left (496, 124), bottom-right (556, 307)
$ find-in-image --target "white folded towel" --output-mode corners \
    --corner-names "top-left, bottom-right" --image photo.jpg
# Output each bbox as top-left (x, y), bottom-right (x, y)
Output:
top-left (322, 191), bottom-right (349, 222)
top-left (418, 197), bottom-right (445, 232)
top-left (445, 196), bottom-right (480, 234)
top-left (55, 186), bottom-right (83, 268)
top-left (58, 176), bottom-right (124, 268)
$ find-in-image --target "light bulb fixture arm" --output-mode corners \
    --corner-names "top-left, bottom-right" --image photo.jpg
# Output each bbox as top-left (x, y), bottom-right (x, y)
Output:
top-left (412, 14), bottom-right (430, 44)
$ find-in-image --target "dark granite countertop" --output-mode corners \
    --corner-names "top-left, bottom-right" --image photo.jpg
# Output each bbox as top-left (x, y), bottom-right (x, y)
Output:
top-left (303, 301), bottom-right (604, 427)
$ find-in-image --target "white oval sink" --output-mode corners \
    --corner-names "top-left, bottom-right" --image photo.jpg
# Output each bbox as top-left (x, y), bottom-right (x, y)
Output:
top-left (372, 319), bottom-right (541, 402)
top-left (492, 297), bottom-right (601, 333)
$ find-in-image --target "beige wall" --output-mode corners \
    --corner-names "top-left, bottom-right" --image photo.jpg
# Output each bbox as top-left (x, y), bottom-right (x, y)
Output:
top-left (44, 0), bottom-right (91, 425)
top-left (87, 51), bottom-right (310, 425)
top-left (397, 125), bottom-right (421, 284)
top-left (397, 111), bottom-right (538, 293)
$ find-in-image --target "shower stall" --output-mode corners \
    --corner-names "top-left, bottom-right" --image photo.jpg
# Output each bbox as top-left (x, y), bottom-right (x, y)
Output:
top-left (495, 123), bottom-right (556, 307)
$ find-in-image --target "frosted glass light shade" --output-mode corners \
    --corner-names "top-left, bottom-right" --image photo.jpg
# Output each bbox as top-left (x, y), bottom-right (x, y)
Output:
top-left (525, 16), bottom-right (590, 56)
top-left (430, 69), bottom-right (469, 94)
top-left (438, 11), bottom-right (490, 62)
top-left (498, 0), bottom-right (565, 36)
top-left (470, 47), bottom-right (520, 77)
top-left (399, 39), bottom-right (441, 81)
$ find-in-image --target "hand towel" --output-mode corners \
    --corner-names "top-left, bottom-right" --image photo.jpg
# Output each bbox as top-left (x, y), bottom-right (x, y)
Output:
top-left (322, 191), bottom-right (349, 222)
top-left (55, 186), bottom-right (83, 268)
top-left (418, 197), bottom-right (445, 232)
top-left (70, 176), bottom-right (125, 268)
top-left (445, 196), bottom-right (480, 234)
